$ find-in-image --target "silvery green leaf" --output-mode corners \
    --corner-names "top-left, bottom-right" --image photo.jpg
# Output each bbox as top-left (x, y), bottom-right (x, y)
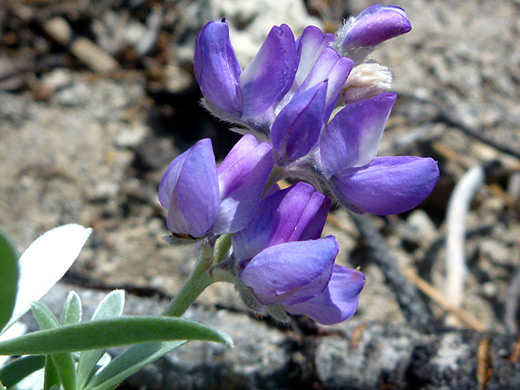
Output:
top-left (84, 342), bottom-right (185, 390)
top-left (4, 224), bottom-right (92, 332)
top-left (0, 228), bottom-right (19, 333)
top-left (43, 356), bottom-right (60, 390)
top-left (60, 291), bottom-right (82, 325)
top-left (0, 316), bottom-right (232, 356)
top-left (0, 355), bottom-right (45, 388)
top-left (91, 290), bottom-right (125, 320)
top-left (32, 302), bottom-right (76, 390)
top-left (76, 290), bottom-right (124, 389)
top-left (0, 322), bottom-right (26, 368)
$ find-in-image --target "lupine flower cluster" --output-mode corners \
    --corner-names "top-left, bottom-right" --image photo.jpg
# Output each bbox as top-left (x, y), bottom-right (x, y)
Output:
top-left (159, 5), bottom-right (439, 325)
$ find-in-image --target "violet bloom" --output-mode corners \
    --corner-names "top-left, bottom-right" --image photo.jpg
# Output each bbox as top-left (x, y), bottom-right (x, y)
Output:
top-left (194, 20), bottom-right (298, 130)
top-left (194, 19), bottom-right (353, 138)
top-left (193, 7), bottom-right (438, 215)
top-left (158, 135), bottom-right (273, 238)
top-left (194, 5), bottom-right (411, 135)
top-left (335, 5), bottom-right (412, 63)
top-left (273, 89), bottom-right (439, 215)
top-left (192, 9), bottom-right (410, 166)
top-left (232, 182), bottom-right (365, 324)
top-left (269, 5), bottom-right (411, 165)
top-left (318, 92), bottom-right (439, 214)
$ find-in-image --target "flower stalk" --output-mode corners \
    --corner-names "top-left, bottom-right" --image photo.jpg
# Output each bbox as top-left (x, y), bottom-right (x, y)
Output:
top-left (163, 242), bottom-right (214, 317)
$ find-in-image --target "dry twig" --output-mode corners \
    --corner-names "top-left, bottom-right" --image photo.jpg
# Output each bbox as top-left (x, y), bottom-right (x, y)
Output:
top-left (477, 336), bottom-right (492, 390)
top-left (505, 268), bottom-right (520, 335)
top-left (402, 268), bottom-right (485, 331)
top-left (445, 164), bottom-right (485, 326)
top-left (438, 107), bottom-right (520, 161)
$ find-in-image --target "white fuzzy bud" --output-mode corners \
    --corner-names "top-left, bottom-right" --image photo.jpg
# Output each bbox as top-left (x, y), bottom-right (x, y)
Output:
top-left (341, 62), bottom-right (393, 104)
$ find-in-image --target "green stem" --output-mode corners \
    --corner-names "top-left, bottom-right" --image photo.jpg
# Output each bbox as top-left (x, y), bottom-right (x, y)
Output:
top-left (162, 244), bottom-right (214, 317)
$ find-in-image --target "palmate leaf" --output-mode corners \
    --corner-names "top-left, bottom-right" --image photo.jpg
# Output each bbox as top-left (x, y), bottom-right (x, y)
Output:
top-left (0, 316), bottom-right (232, 356)
top-left (32, 302), bottom-right (76, 390)
top-left (0, 228), bottom-right (19, 332)
top-left (84, 341), bottom-right (186, 390)
top-left (76, 290), bottom-right (124, 390)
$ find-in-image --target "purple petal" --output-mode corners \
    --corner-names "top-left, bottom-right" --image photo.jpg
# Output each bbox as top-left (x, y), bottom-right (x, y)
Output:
top-left (297, 47), bottom-right (353, 120)
top-left (294, 26), bottom-right (335, 90)
top-left (271, 81), bottom-right (327, 162)
top-left (320, 92), bottom-right (396, 178)
top-left (240, 24), bottom-right (298, 119)
top-left (240, 236), bottom-right (338, 305)
top-left (194, 21), bottom-right (243, 116)
top-left (342, 5), bottom-right (411, 52)
top-left (232, 182), bottom-right (330, 261)
top-left (330, 156), bottom-right (440, 215)
top-left (158, 148), bottom-right (190, 209)
top-left (298, 47), bottom-right (340, 94)
top-left (285, 265), bottom-right (365, 325)
top-left (322, 56), bottom-right (354, 118)
top-left (160, 139), bottom-right (220, 237)
top-left (213, 135), bottom-right (274, 234)
top-left (296, 191), bottom-right (331, 242)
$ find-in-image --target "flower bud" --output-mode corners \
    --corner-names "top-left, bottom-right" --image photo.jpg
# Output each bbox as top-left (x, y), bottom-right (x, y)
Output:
top-left (159, 136), bottom-right (274, 238)
top-left (341, 62), bottom-right (393, 104)
top-left (158, 139), bottom-right (220, 238)
top-left (338, 5), bottom-right (412, 63)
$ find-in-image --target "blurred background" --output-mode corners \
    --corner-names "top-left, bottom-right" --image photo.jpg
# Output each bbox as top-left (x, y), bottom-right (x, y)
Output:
top-left (1, 0), bottom-right (520, 387)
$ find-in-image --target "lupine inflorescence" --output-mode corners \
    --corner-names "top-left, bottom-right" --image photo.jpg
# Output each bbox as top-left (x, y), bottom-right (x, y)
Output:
top-left (159, 5), bottom-right (440, 325)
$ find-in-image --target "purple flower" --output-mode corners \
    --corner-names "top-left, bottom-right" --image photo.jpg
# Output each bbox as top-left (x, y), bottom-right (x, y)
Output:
top-left (159, 135), bottom-right (273, 238)
top-left (194, 20), bottom-right (356, 137)
top-left (285, 265), bottom-right (365, 325)
top-left (232, 182), bottom-right (330, 260)
top-left (262, 28), bottom-right (355, 165)
top-left (240, 237), bottom-right (338, 306)
top-left (158, 139), bottom-right (219, 238)
top-left (214, 134), bottom-right (274, 234)
top-left (194, 20), bottom-right (298, 129)
top-left (194, 6), bottom-right (410, 131)
top-left (192, 6), bottom-right (438, 216)
top-left (337, 5), bottom-right (412, 63)
top-left (271, 81), bottom-right (328, 163)
top-left (232, 183), bottom-right (364, 324)
top-left (318, 92), bottom-right (439, 214)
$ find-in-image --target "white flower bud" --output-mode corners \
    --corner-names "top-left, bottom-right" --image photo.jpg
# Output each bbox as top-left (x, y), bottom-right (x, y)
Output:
top-left (341, 62), bottom-right (393, 104)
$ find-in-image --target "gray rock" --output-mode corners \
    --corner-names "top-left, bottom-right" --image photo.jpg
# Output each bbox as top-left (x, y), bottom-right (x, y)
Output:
top-left (402, 210), bottom-right (438, 248)
top-left (55, 82), bottom-right (92, 107)
top-left (40, 69), bottom-right (72, 92)
top-left (113, 124), bottom-right (148, 149)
